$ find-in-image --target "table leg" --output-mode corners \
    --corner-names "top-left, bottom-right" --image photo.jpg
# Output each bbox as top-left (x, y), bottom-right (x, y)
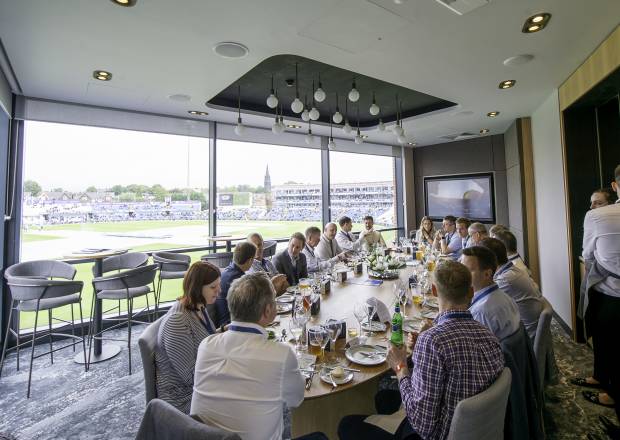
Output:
top-left (226, 240), bottom-right (232, 252)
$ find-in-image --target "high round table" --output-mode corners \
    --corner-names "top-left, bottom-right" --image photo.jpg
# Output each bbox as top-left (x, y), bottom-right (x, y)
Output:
top-left (277, 261), bottom-right (425, 439)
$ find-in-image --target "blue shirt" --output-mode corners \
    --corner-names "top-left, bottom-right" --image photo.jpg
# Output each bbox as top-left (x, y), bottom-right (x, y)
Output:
top-left (444, 232), bottom-right (464, 260)
top-left (469, 283), bottom-right (520, 340)
top-left (215, 262), bottom-right (245, 327)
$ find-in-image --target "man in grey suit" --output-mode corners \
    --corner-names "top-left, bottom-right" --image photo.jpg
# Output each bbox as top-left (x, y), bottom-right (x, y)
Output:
top-left (273, 232), bottom-right (308, 286)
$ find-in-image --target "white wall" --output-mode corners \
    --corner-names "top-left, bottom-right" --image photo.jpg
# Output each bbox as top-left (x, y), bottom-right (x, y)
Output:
top-left (531, 90), bottom-right (573, 328)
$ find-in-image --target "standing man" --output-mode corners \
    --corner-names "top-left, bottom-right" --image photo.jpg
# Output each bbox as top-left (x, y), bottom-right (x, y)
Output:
top-left (336, 216), bottom-right (367, 252)
top-left (576, 165), bottom-right (620, 412)
top-left (432, 215), bottom-right (462, 259)
top-left (361, 215), bottom-right (386, 251)
top-left (316, 222), bottom-right (346, 260)
top-left (273, 232), bottom-right (308, 286)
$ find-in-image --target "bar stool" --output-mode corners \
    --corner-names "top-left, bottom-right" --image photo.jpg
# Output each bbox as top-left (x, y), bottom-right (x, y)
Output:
top-left (263, 240), bottom-right (277, 259)
top-left (0, 276), bottom-right (86, 398)
top-left (152, 252), bottom-right (190, 311)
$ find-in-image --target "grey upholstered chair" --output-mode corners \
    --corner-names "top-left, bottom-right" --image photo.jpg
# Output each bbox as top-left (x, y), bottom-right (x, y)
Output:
top-left (534, 297), bottom-right (557, 386)
top-left (446, 367), bottom-right (512, 440)
top-left (152, 252), bottom-right (190, 310)
top-left (262, 240), bottom-right (277, 259)
top-left (138, 316), bottom-right (164, 404)
top-left (0, 276), bottom-right (86, 398)
top-left (89, 263), bottom-right (158, 374)
top-left (200, 252), bottom-right (233, 269)
top-left (135, 398), bottom-right (242, 440)
top-left (5, 259), bottom-right (77, 280)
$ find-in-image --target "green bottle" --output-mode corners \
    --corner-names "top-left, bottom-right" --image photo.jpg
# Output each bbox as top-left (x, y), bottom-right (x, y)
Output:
top-left (390, 304), bottom-right (403, 346)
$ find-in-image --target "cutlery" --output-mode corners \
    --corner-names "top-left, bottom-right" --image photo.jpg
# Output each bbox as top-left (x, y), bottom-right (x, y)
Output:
top-left (328, 373), bottom-right (337, 390)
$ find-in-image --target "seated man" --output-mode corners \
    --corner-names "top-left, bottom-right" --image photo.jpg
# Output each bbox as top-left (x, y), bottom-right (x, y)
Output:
top-left (191, 273), bottom-right (325, 440)
top-left (247, 232), bottom-right (289, 295)
top-left (492, 229), bottom-right (531, 275)
top-left (214, 241), bottom-right (256, 327)
top-left (467, 222), bottom-right (488, 246)
top-left (302, 226), bottom-right (344, 273)
top-left (456, 217), bottom-right (471, 254)
top-left (338, 260), bottom-right (504, 440)
top-left (336, 216), bottom-right (367, 252)
top-left (361, 215), bottom-right (386, 251)
top-left (489, 224), bottom-right (508, 238)
top-left (461, 246), bottom-right (521, 340)
top-left (432, 215), bottom-right (462, 259)
top-left (480, 237), bottom-right (543, 342)
top-left (316, 222), bottom-right (347, 260)
top-left (273, 232), bottom-right (308, 286)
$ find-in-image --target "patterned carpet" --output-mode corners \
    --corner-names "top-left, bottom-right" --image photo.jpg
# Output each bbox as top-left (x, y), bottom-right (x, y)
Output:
top-left (0, 321), bottom-right (616, 439)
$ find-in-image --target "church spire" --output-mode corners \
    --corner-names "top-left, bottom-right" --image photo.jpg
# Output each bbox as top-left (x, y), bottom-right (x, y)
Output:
top-left (264, 165), bottom-right (271, 193)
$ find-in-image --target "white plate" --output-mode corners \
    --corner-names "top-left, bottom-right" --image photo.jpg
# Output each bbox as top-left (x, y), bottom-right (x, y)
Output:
top-left (361, 321), bottom-right (387, 332)
top-left (286, 286), bottom-right (300, 294)
top-left (276, 294), bottom-right (295, 303)
top-left (403, 317), bottom-right (424, 333)
top-left (320, 367), bottom-right (354, 386)
top-left (345, 344), bottom-right (387, 366)
top-left (276, 303), bottom-right (293, 314)
top-left (421, 309), bottom-right (438, 319)
top-left (425, 297), bottom-right (439, 309)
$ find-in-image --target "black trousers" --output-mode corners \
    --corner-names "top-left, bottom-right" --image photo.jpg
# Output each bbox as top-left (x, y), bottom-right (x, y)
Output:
top-left (589, 289), bottom-right (620, 412)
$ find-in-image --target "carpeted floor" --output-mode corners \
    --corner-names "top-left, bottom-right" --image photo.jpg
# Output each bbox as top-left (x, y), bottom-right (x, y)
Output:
top-left (0, 320), bottom-right (616, 439)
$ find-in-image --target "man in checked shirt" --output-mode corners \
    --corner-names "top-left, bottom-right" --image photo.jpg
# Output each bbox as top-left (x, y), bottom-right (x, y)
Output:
top-left (338, 260), bottom-right (505, 440)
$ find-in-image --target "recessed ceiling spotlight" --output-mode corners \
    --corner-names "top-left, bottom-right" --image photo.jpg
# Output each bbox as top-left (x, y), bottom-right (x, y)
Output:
top-left (93, 70), bottom-right (112, 81)
top-left (407, 142), bottom-right (417, 146)
top-left (361, 134), bottom-right (369, 139)
top-left (499, 80), bottom-right (516, 89)
top-left (487, 111), bottom-right (500, 117)
top-left (522, 13), bottom-right (551, 33)
top-left (480, 128), bottom-right (490, 134)
top-left (188, 110), bottom-right (209, 116)
top-left (503, 54), bottom-right (534, 67)
top-left (286, 124), bottom-right (302, 129)
top-left (110, 0), bottom-right (137, 6)
top-left (213, 42), bottom-right (249, 59)
top-left (168, 94), bottom-right (191, 102)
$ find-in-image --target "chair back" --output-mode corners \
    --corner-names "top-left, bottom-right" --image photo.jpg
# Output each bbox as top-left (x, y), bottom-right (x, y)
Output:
top-left (138, 317), bottom-right (164, 403)
top-left (97, 252), bottom-right (148, 275)
top-left (201, 252), bottom-right (234, 269)
top-left (447, 368), bottom-right (512, 440)
top-left (6, 277), bottom-right (83, 302)
top-left (153, 252), bottom-right (191, 273)
top-left (135, 398), bottom-right (242, 440)
top-left (533, 297), bottom-right (553, 383)
top-left (5, 260), bottom-right (76, 280)
top-left (262, 240), bottom-right (277, 259)
top-left (92, 264), bottom-right (158, 291)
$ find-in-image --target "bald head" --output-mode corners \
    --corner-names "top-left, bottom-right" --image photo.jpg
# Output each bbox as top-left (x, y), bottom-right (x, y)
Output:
top-left (324, 222), bottom-right (337, 240)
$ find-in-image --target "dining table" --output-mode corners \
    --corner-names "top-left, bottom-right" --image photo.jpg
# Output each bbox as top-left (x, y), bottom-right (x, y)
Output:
top-left (273, 256), bottom-right (432, 440)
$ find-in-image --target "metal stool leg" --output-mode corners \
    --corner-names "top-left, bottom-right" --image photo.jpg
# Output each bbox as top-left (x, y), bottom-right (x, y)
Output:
top-left (71, 304), bottom-right (76, 352)
top-left (27, 309), bottom-right (40, 398)
top-left (127, 298), bottom-right (133, 375)
top-left (16, 310), bottom-right (20, 372)
top-left (0, 301), bottom-right (15, 378)
top-left (86, 290), bottom-right (97, 370)
top-left (78, 302), bottom-right (87, 372)
top-left (47, 309), bottom-right (54, 364)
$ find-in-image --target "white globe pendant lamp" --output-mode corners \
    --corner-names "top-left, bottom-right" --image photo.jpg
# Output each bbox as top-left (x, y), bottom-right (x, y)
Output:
top-left (266, 75), bottom-right (278, 109)
top-left (314, 73), bottom-right (326, 102)
top-left (348, 79), bottom-right (360, 102)
top-left (369, 92), bottom-right (380, 115)
top-left (291, 63), bottom-right (304, 113)
top-left (332, 93), bottom-right (343, 124)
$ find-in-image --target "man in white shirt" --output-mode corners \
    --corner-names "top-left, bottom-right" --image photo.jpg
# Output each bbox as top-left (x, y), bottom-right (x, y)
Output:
top-left (433, 215), bottom-right (463, 260)
top-left (576, 165), bottom-right (620, 411)
top-left (191, 273), bottom-right (327, 440)
top-left (361, 215), bottom-right (386, 251)
top-left (462, 246), bottom-right (520, 340)
top-left (316, 222), bottom-right (346, 260)
top-left (336, 216), bottom-right (367, 252)
top-left (493, 229), bottom-right (531, 276)
top-left (302, 226), bottom-right (344, 273)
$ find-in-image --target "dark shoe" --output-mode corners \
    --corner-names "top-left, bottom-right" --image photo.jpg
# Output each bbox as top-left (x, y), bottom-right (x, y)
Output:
top-left (571, 377), bottom-right (602, 389)
top-left (583, 390), bottom-right (616, 408)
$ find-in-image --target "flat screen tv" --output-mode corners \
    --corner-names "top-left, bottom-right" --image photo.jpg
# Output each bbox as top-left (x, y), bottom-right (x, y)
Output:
top-left (424, 173), bottom-right (495, 223)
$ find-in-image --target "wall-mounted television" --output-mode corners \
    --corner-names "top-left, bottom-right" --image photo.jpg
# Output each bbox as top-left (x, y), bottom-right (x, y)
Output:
top-left (424, 173), bottom-right (495, 223)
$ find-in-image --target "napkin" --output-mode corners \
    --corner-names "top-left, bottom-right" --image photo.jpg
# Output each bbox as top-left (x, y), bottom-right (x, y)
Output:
top-left (367, 297), bottom-right (391, 323)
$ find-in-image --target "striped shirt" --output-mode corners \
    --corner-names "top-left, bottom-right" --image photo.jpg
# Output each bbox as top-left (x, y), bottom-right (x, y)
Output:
top-left (155, 301), bottom-right (215, 413)
top-left (399, 310), bottom-right (504, 440)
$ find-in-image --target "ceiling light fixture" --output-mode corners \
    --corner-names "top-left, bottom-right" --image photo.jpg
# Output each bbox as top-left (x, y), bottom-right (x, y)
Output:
top-left (332, 93), bottom-right (343, 124)
top-left (328, 117), bottom-right (336, 149)
top-left (305, 120), bottom-right (314, 145)
top-left (188, 110), bottom-right (208, 116)
top-left (234, 85), bottom-right (244, 136)
top-left (314, 73), bottom-right (326, 103)
top-left (487, 111), bottom-right (500, 117)
top-left (499, 80), bottom-right (516, 89)
top-left (348, 79), bottom-right (360, 103)
top-left (213, 42), bottom-right (249, 59)
top-left (110, 0), bottom-right (137, 6)
top-left (354, 106), bottom-right (363, 145)
top-left (369, 91), bottom-right (380, 116)
top-left (272, 104), bottom-right (284, 135)
top-left (393, 95), bottom-right (404, 136)
top-left (522, 12), bottom-right (551, 33)
top-left (266, 75), bottom-right (278, 109)
top-left (169, 93), bottom-right (191, 102)
top-left (93, 70), bottom-right (112, 81)
top-left (301, 94), bottom-right (310, 122)
top-left (343, 100), bottom-right (352, 134)
top-left (407, 142), bottom-right (416, 146)
top-left (480, 128), bottom-right (490, 134)
top-left (309, 81), bottom-right (320, 121)
top-left (291, 63), bottom-right (304, 113)
top-left (286, 124), bottom-right (302, 129)
top-left (503, 54), bottom-right (534, 67)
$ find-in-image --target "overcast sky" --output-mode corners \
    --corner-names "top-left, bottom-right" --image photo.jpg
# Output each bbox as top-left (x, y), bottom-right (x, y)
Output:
top-left (24, 121), bottom-right (394, 192)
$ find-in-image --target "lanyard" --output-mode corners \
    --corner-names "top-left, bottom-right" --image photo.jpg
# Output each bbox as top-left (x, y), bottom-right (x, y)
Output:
top-left (200, 308), bottom-right (215, 334)
top-left (471, 284), bottom-right (499, 306)
top-left (304, 244), bottom-right (315, 257)
top-left (508, 254), bottom-right (519, 262)
top-left (261, 259), bottom-right (269, 271)
top-left (228, 325), bottom-right (264, 335)
top-left (496, 262), bottom-right (513, 277)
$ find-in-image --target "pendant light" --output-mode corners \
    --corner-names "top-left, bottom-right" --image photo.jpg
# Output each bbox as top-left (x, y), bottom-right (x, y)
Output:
top-left (369, 91), bottom-right (380, 115)
top-left (278, 103), bottom-right (285, 132)
top-left (392, 94), bottom-right (403, 136)
top-left (332, 93), bottom-right (343, 124)
top-left (305, 120), bottom-right (314, 145)
top-left (396, 100), bottom-right (406, 143)
top-left (348, 78), bottom-right (360, 102)
top-left (328, 117), bottom-right (336, 149)
top-left (314, 73), bottom-right (326, 102)
top-left (234, 85), bottom-right (245, 136)
top-left (343, 99), bottom-right (352, 134)
top-left (354, 106), bottom-right (363, 144)
top-left (291, 63), bottom-right (304, 113)
top-left (272, 101), bottom-right (284, 134)
top-left (378, 110), bottom-right (385, 132)
top-left (309, 81), bottom-right (320, 120)
top-left (266, 75), bottom-right (278, 109)
top-left (301, 94), bottom-right (310, 122)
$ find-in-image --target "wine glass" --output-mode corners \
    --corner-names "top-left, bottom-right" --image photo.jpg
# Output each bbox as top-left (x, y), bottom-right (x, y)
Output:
top-left (365, 302), bottom-right (377, 336)
top-left (353, 303), bottom-right (368, 341)
top-left (289, 318), bottom-right (304, 356)
top-left (324, 321), bottom-right (342, 364)
top-left (309, 326), bottom-right (329, 364)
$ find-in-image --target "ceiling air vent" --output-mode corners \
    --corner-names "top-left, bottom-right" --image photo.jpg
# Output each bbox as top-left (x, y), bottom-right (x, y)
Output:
top-left (439, 132), bottom-right (479, 141)
top-left (435, 0), bottom-right (491, 15)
